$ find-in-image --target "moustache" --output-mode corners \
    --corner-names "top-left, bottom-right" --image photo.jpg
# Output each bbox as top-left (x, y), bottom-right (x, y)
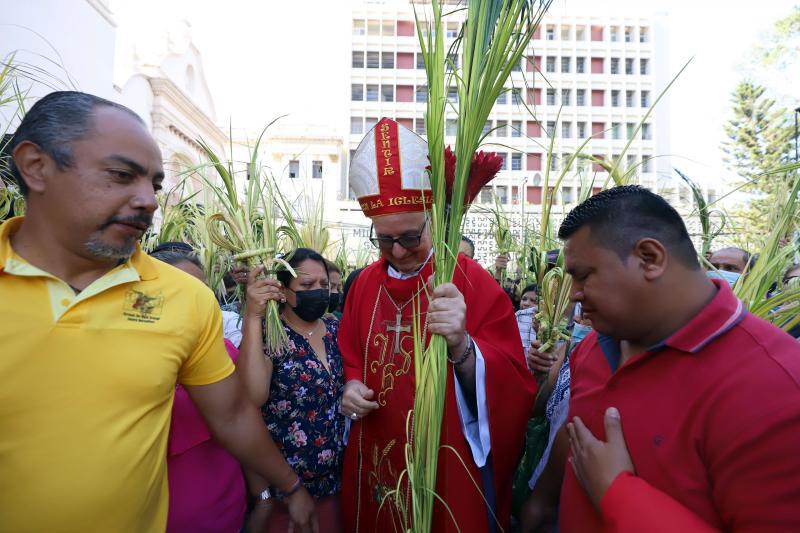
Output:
top-left (102, 214), bottom-right (153, 231)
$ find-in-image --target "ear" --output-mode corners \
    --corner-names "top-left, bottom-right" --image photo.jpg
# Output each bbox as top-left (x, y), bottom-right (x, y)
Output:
top-left (12, 141), bottom-right (51, 194)
top-left (633, 238), bottom-right (667, 281)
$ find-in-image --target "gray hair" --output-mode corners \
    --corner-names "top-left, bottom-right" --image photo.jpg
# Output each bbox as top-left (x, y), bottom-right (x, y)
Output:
top-left (10, 91), bottom-right (144, 196)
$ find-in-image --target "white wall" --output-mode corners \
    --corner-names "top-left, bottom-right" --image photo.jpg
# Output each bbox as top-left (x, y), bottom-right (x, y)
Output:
top-left (0, 0), bottom-right (116, 101)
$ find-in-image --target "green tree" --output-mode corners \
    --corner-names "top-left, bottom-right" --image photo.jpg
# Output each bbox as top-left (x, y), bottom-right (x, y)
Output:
top-left (721, 80), bottom-right (794, 239)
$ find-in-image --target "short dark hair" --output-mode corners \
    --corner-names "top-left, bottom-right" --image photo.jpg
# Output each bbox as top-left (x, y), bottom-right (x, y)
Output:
top-left (150, 247), bottom-right (203, 271)
top-left (521, 283), bottom-right (538, 296)
top-left (558, 185), bottom-right (699, 269)
top-left (713, 246), bottom-right (751, 266)
top-left (276, 248), bottom-right (329, 288)
top-left (460, 235), bottom-right (475, 256)
top-left (10, 91), bottom-right (144, 196)
top-left (325, 259), bottom-right (342, 275)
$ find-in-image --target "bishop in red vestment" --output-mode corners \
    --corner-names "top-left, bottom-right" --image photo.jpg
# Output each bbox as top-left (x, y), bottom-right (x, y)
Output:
top-left (338, 118), bottom-right (537, 532)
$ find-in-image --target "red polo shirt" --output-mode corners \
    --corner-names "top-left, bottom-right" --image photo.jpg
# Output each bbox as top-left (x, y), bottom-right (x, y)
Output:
top-left (561, 279), bottom-right (800, 532)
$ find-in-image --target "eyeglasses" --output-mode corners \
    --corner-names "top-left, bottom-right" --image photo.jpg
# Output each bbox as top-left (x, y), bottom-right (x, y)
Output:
top-left (369, 219), bottom-right (427, 250)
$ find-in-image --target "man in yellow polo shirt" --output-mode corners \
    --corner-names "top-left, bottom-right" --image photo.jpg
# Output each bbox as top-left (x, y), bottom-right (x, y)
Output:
top-left (0, 92), bottom-right (317, 532)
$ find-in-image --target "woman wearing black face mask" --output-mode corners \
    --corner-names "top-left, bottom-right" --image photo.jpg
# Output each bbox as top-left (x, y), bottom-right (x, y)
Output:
top-left (237, 248), bottom-right (345, 533)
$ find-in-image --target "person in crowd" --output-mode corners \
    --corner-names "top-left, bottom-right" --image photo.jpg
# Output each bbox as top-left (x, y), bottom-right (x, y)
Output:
top-left (459, 234), bottom-right (476, 259)
top-left (523, 185), bottom-right (800, 532)
top-left (237, 248), bottom-right (346, 533)
top-left (150, 247), bottom-right (248, 533)
top-left (338, 118), bottom-right (536, 532)
top-left (1, 91), bottom-right (317, 533)
top-left (708, 246), bottom-right (750, 274)
top-left (516, 283), bottom-right (539, 351)
top-left (326, 260), bottom-right (343, 318)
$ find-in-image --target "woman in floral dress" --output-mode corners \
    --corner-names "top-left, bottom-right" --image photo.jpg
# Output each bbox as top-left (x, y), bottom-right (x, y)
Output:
top-left (238, 248), bottom-right (345, 533)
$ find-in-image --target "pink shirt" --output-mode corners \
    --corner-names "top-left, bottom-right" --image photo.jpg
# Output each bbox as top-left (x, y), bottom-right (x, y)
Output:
top-left (167, 339), bottom-right (246, 533)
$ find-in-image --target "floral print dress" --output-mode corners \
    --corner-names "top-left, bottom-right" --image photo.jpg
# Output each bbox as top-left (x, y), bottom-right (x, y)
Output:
top-left (262, 318), bottom-right (345, 498)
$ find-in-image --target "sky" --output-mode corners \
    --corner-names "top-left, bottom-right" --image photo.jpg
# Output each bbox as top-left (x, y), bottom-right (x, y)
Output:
top-left (111, 0), bottom-right (799, 191)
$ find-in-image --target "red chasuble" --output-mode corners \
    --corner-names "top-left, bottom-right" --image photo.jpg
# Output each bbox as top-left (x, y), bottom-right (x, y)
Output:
top-left (338, 254), bottom-right (537, 533)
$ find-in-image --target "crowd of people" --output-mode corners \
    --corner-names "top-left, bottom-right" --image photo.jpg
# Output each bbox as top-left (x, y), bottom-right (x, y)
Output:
top-left (2, 92), bottom-right (800, 533)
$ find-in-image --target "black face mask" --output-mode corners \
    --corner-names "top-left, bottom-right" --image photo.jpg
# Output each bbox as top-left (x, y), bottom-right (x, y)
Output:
top-left (291, 288), bottom-right (330, 322)
top-left (328, 292), bottom-right (341, 313)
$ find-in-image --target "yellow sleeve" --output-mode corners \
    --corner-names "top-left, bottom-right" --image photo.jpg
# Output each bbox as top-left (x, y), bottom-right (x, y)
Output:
top-left (178, 286), bottom-right (235, 386)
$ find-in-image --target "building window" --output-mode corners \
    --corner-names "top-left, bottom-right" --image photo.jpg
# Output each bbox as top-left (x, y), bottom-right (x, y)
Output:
top-left (627, 154), bottom-right (637, 169)
top-left (382, 52), bottom-right (394, 69)
top-left (611, 90), bottom-right (620, 107)
top-left (447, 21), bottom-right (459, 38)
top-left (562, 121), bottom-right (572, 138)
top-left (561, 25), bottom-right (571, 40)
top-left (382, 20), bottom-right (394, 36)
top-left (576, 89), bottom-right (586, 106)
top-left (446, 119), bottom-right (457, 136)
top-left (512, 152), bottom-right (522, 170)
top-left (511, 88), bottom-right (522, 105)
top-left (550, 154), bottom-right (558, 171)
top-left (415, 117), bottom-right (426, 135)
top-left (576, 57), bottom-right (586, 73)
top-left (546, 88), bottom-right (556, 106)
top-left (496, 91), bottom-right (507, 105)
top-left (577, 121), bottom-right (586, 138)
top-left (561, 89), bottom-right (571, 106)
top-left (416, 53), bottom-right (426, 69)
top-left (365, 117), bottom-right (378, 133)
top-left (367, 20), bottom-right (380, 36)
top-left (350, 117), bottom-right (363, 134)
top-left (610, 57), bottom-right (620, 74)
top-left (641, 90), bottom-right (650, 108)
top-left (591, 89), bottom-right (604, 106)
top-left (312, 160), bottom-right (323, 179)
top-left (511, 120), bottom-right (522, 137)
top-left (591, 57), bottom-right (604, 74)
top-left (289, 160), bottom-right (299, 179)
top-left (367, 51), bottom-right (379, 68)
top-left (546, 56), bottom-right (556, 73)
top-left (562, 186), bottom-right (575, 204)
top-left (561, 57), bottom-right (571, 73)
top-left (416, 85), bottom-right (428, 103)
top-left (511, 58), bottom-right (522, 72)
top-left (610, 26), bottom-right (619, 42)
top-left (625, 26), bottom-right (633, 42)
top-left (625, 90), bottom-right (634, 107)
top-left (480, 186), bottom-right (493, 203)
top-left (626, 122), bottom-right (636, 139)
top-left (353, 20), bottom-right (365, 36)
top-left (642, 156), bottom-right (653, 172)
top-left (482, 120), bottom-right (492, 136)
top-left (352, 51), bottom-right (364, 68)
top-left (546, 25), bottom-right (556, 40)
top-left (612, 122), bottom-right (621, 140)
top-left (381, 85), bottom-right (394, 102)
top-left (642, 123), bottom-right (652, 140)
top-left (448, 86), bottom-right (458, 103)
top-left (496, 185), bottom-right (508, 203)
top-left (366, 84), bottom-right (378, 102)
top-left (640, 58), bottom-right (649, 75)
top-left (640, 26), bottom-right (649, 43)
top-left (498, 154), bottom-right (508, 170)
top-left (397, 20), bottom-right (415, 37)
top-left (576, 25), bottom-right (586, 40)
top-left (496, 120), bottom-right (507, 137)
top-left (546, 121), bottom-right (556, 138)
top-left (624, 58), bottom-right (633, 75)
top-left (591, 25), bottom-right (604, 41)
top-left (351, 84), bottom-right (364, 101)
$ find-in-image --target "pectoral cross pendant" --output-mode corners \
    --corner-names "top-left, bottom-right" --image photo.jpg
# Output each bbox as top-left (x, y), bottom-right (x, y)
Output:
top-left (385, 311), bottom-right (411, 354)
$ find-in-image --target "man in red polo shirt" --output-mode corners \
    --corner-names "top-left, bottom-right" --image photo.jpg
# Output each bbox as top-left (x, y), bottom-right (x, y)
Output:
top-left (522, 185), bottom-right (800, 532)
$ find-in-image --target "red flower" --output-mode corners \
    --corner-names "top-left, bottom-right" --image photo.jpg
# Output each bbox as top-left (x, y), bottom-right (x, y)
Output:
top-left (299, 372), bottom-right (311, 383)
top-left (429, 146), bottom-right (502, 206)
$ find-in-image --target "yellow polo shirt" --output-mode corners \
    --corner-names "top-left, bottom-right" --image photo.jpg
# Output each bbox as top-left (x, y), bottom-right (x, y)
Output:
top-left (0, 217), bottom-right (235, 532)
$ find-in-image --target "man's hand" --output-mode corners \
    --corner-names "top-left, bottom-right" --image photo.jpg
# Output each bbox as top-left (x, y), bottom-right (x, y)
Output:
top-left (426, 280), bottom-right (468, 355)
top-left (340, 380), bottom-right (379, 420)
top-left (244, 266), bottom-right (285, 320)
top-left (493, 254), bottom-right (509, 279)
top-left (286, 487), bottom-right (319, 533)
top-left (526, 340), bottom-right (563, 375)
top-left (567, 407), bottom-right (635, 509)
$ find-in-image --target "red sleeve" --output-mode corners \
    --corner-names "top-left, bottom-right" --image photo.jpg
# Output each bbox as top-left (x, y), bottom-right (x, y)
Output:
top-left (457, 256), bottom-right (538, 522)
top-left (338, 269), bottom-right (365, 384)
top-left (601, 472), bottom-right (717, 533)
